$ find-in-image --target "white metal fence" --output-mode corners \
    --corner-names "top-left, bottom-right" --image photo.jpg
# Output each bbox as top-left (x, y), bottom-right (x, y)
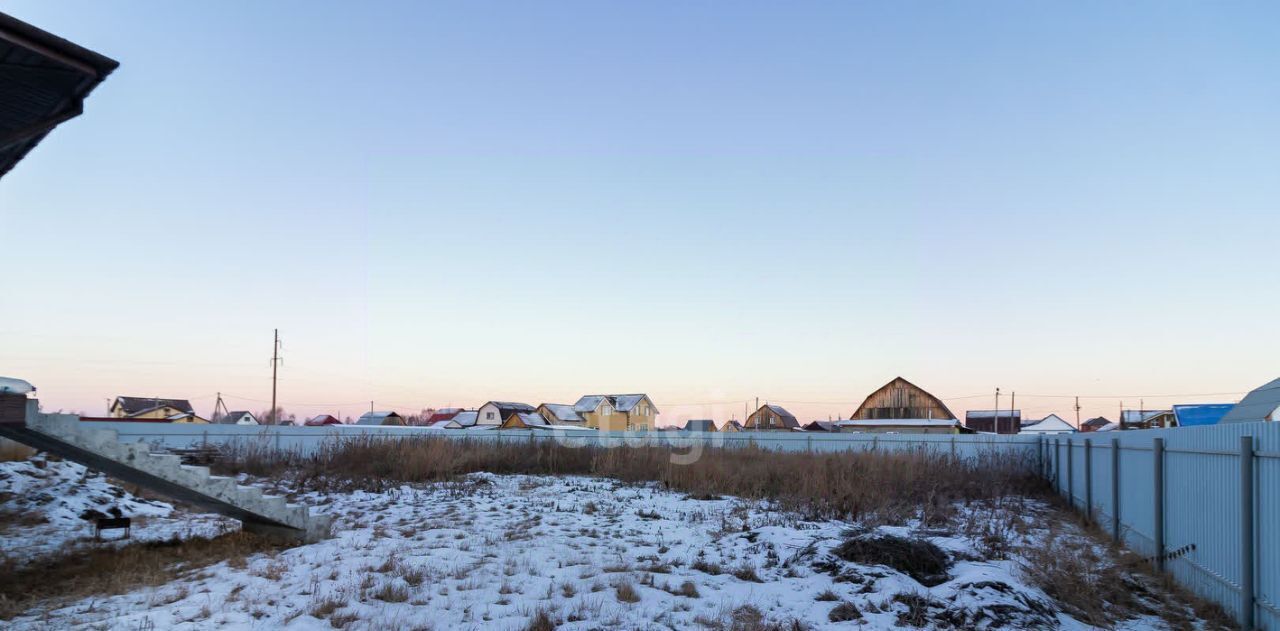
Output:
top-left (1044, 422), bottom-right (1279, 630)
top-left (78, 420), bottom-right (1043, 461)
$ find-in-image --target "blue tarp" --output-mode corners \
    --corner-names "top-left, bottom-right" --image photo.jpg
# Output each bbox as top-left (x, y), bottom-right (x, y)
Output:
top-left (1172, 404), bottom-right (1234, 427)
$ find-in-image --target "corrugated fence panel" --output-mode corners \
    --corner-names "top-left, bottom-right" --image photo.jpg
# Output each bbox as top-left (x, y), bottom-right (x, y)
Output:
top-left (1254, 424), bottom-right (1280, 629)
top-left (1048, 423), bottom-right (1280, 629)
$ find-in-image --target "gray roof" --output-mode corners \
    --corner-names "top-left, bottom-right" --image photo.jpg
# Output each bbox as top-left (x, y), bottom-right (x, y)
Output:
top-left (803, 421), bottom-right (837, 432)
top-left (682, 419), bottom-right (717, 432)
top-left (357, 411), bottom-right (404, 426)
top-left (512, 412), bottom-right (548, 426)
top-left (539, 404), bottom-right (584, 423)
top-left (217, 410), bottom-right (255, 425)
top-left (449, 411), bottom-right (479, 427)
top-left (1219, 378), bottom-right (1280, 424)
top-left (483, 401), bottom-right (536, 417)
top-left (573, 394), bottom-right (655, 414)
top-left (114, 397), bottom-right (194, 416)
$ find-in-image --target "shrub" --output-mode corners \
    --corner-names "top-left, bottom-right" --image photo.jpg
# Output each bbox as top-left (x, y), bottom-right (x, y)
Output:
top-left (828, 601), bottom-right (861, 622)
top-left (614, 580), bottom-right (640, 603)
top-left (831, 535), bottom-right (952, 586)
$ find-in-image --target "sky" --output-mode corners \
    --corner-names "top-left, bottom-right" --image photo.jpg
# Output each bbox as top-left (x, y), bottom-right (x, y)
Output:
top-left (1, 1), bottom-right (1278, 425)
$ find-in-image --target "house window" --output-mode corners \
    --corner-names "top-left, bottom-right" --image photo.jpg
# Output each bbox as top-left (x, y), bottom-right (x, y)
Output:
top-left (486, 412), bottom-right (494, 420)
top-left (602, 406), bottom-right (611, 417)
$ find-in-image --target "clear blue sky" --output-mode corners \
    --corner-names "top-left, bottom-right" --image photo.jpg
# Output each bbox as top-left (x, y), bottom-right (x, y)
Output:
top-left (2, 1), bottom-right (1277, 424)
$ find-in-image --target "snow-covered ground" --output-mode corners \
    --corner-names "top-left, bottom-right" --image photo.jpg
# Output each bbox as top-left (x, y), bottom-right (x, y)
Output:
top-left (3, 469), bottom-right (1205, 630)
top-left (0, 457), bottom-right (236, 564)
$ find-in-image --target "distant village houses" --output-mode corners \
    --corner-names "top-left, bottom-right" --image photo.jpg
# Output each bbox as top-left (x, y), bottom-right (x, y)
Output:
top-left (357, 411), bottom-right (405, 426)
top-left (477, 402), bottom-right (536, 426)
top-left (965, 410), bottom-right (1021, 434)
top-left (217, 410), bottom-right (258, 425)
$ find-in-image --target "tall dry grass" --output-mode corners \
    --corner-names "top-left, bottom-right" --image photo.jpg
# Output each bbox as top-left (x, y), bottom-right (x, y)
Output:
top-left (0, 439), bottom-right (33, 462)
top-left (215, 436), bottom-right (1045, 524)
top-left (0, 531), bottom-right (287, 620)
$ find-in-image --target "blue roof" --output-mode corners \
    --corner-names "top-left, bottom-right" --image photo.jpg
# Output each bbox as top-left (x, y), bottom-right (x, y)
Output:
top-left (1172, 404), bottom-right (1234, 427)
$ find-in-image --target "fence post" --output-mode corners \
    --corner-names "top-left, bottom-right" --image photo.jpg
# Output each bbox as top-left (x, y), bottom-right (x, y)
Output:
top-left (1084, 438), bottom-right (1093, 523)
top-left (1111, 437), bottom-right (1121, 543)
top-left (950, 435), bottom-right (956, 459)
top-left (1067, 437), bottom-right (1074, 509)
top-left (1153, 437), bottom-right (1165, 573)
top-left (1241, 435), bottom-right (1255, 631)
top-left (806, 434), bottom-right (812, 453)
top-left (1052, 438), bottom-right (1059, 492)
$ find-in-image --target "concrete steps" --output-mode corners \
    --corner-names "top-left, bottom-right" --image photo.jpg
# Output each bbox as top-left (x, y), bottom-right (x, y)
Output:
top-left (3, 408), bottom-right (331, 542)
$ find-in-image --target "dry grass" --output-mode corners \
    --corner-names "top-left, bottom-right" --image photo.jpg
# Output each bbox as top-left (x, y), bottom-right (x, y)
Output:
top-left (0, 439), bottom-right (33, 462)
top-left (0, 531), bottom-right (290, 620)
top-left (1016, 501), bottom-right (1237, 630)
top-left (215, 436), bottom-right (1044, 526)
top-left (614, 579), bottom-right (641, 604)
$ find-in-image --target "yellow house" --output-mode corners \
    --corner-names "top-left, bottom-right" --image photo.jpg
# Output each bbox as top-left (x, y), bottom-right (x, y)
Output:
top-left (110, 396), bottom-right (204, 422)
top-left (573, 394), bottom-right (658, 431)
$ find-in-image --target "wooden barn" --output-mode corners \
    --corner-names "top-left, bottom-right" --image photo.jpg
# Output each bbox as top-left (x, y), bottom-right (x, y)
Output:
top-left (850, 377), bottom-right (956, 420)
top-left (745, 404), bottom-right (800, 431)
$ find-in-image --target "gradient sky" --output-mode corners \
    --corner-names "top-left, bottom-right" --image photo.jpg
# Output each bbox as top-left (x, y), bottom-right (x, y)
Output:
top-left (2, 1), bottom-right (1277, 425)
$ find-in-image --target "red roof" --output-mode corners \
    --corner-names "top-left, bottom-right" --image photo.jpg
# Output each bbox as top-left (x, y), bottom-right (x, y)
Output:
top-left (426, 409), bottom-right (463, 423)
top-left (304, 414), bottom-right (342, 426)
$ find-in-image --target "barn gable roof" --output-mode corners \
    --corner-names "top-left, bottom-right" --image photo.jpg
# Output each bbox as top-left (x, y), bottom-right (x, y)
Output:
top-left (850, 377), bottom-right (956, 421)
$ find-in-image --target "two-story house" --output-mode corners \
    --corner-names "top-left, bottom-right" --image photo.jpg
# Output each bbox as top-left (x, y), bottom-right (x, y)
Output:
top-left (573, 394), bottom-right (658, 431)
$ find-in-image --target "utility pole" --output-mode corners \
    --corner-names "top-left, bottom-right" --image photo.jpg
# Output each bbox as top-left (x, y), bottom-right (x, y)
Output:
top-left (1074, 396), bottom-right (1081, 428)
top-left (270, 329), bottom-right (282, 425)
top-left (213, 392), bottom-right (228, 422)
top-left (994, 388), bottom-right (1000, 434)
top-left (1010, 392), bottom-right (1016, 434)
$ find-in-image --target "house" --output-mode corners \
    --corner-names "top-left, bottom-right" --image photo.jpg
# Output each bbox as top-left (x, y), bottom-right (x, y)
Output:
top-left (682, 419), bottom-right (717, 432)
top-left (1219, 378), bottom-right (1280, 424)
top-left (165, 412), bottom-right (209, 424)
top-left (476, 402), bottom-right (536, 426)
top-left (965, 410), bottom-right (1022, 434)
top-left (1081, 417), bottom-right (1112, 432)
top-left (537, 403), bottom-right (586, 426)
top-left (110, 397), bottom-right (195, 420)
top-left (1171, 404), bottom-right (1235, 427)
top-left (803, 421), bottom-right (838, 432)
top-left (850, 378), bottom-right (957, 421)
top-left (720, 420), bottom-right (745, 432)
top-left (1120, 410), bottom-right (1172, 430)
top-left (438, 410), bottom-right (479, 429)
top-left (1019, 414), bottom-right (1076, 435)
top-left (574, 394), bottom-right (658, 431)
top-left (499, 412), bottom-right (551, 429)
top-left (217, 411), bottom-right (258, 425)
top-left (425, 408), bottom-right (465, 425)
top-left (836, 418), bottom-right (967, 434)
top-left (745, 404), bottom-right (800, 431)
top-left (305, 414), bottom-right (342, 426)
top-left (357, 411), bottom-right (405, 426)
